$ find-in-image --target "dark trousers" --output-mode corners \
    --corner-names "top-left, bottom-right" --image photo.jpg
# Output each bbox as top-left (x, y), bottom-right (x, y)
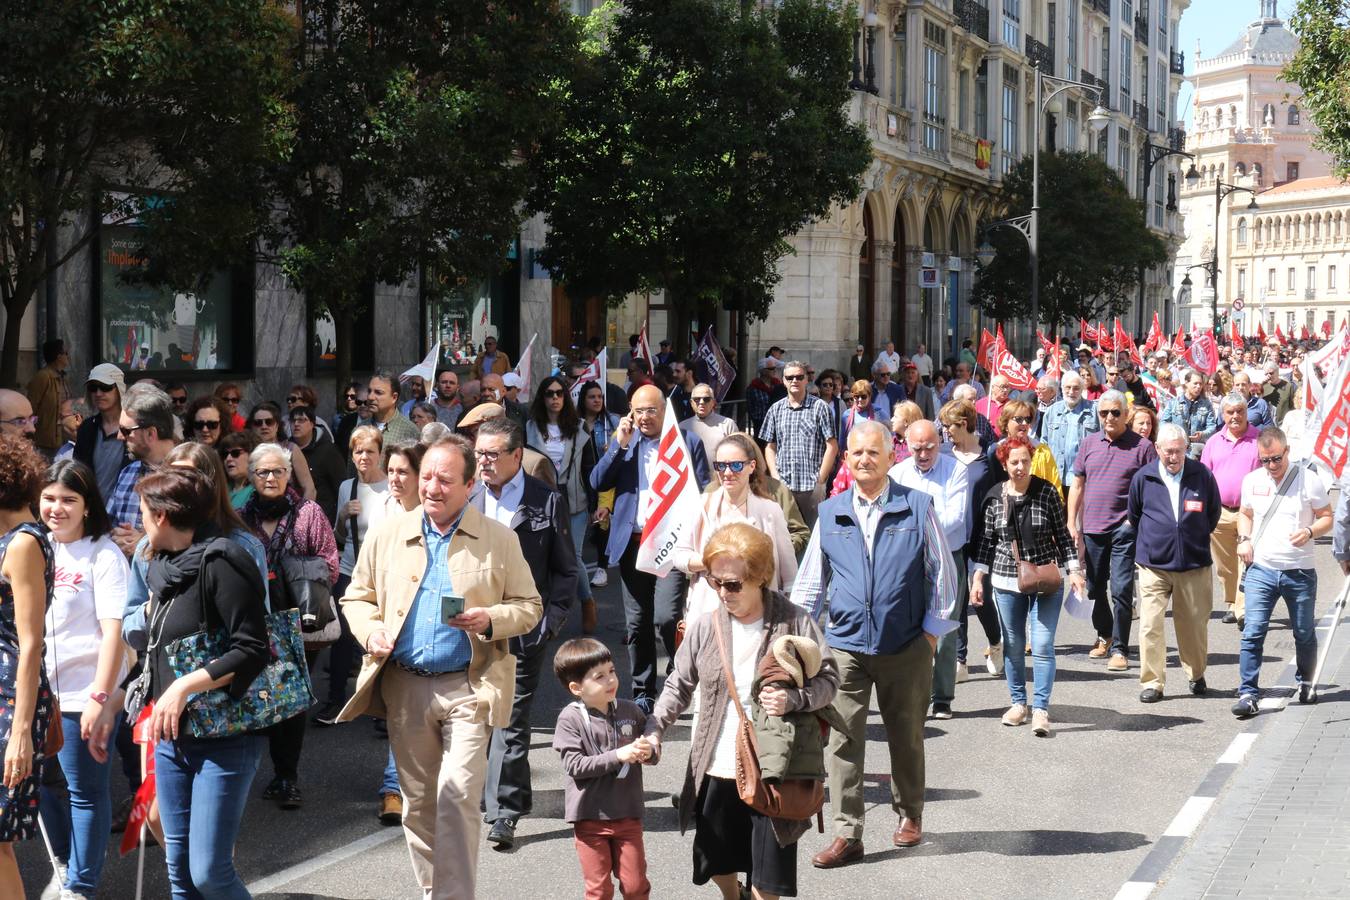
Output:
top-left (325, 574), bottom-right (358, 705)
top-left (1083, 520), bottom-right (1138, 656)
top-left (956, 569), bottom-right (1003, 662)
top-left (268, 646), bottom-right (319, 781)
top-left (791, 487), bottom-right (823, 529)
top-left (618, 538), bottom-right (682, 710)
top-left (482, 639), bottom-right (548, 821)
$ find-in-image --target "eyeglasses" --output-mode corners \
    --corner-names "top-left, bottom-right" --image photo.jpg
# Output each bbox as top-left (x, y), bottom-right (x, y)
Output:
top-left (1259, 453), bottom-right (1285, 465)
top-left (225, 448), bottom-right (248, 459)
top-left (1106, 371), bottom-right (1119, 377)
top-left (473, 449), bottom-right (502, 462)
top-left (344, 392), bottom-right (357, 401)
top-left (783, 374), bottom-right (805, 382)
top-left (118, 423), bottom-right (151, 439)
top-left (88, 382), bottom-right (115, 393)
top-left (691, 396), bottom-right (713, 404)
top-left (170, 395), bottom-right (188, 405)
top-left (60, 412), bottom-right (83, 422)
top-left (1, 415), bottom-right (38, 428)
top-left (252, 417), bottom-right (276, 428)
top-left (286, 395), bottom-right (303, 404)
top-left (1011, 416), bottom-right (1033, 425)
top-left (289, 415), bottom-right (311, 425)
top-left (220, 395), bottom-right (241, 404)
top-left (253, 467), bottom-right (287, 481)
top-left (1098, 409), bottom-right (1123, 418)
top-left (706, 576), bottom-right (745, 594)
top-left (543, 389), bottom-right (565, 398)
top-left (852, 395), bottom-right (869, 402)
top-left (713, 460), bottom-right (749, 474)
top-left (192, 419), bottom-right (221, 431)
top-left (633, 407), bottom-right (660, 418)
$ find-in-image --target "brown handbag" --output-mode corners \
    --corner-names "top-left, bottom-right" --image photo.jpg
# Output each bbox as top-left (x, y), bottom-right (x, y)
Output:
top-left (1004, 484), bottom-right (1063, 597)
top-left (711, 612), bottom-right (824, 822)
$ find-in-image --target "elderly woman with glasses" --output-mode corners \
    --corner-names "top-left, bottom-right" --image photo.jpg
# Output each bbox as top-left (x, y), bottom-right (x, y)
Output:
top-left (989, 400), bottom-right (1061, 492)
top-left (239, 443), bottom-right (338, 811)
top-left (248, 401), bottom-right (317, 502)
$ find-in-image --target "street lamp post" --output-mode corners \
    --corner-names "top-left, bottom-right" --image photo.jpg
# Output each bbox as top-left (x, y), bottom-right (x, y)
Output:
top-left (978, 65), bottom-right (1110, 354)
top-left (1180, 165), bottom-right (1259, 333)
top-left (1136, 141), bottom-right (1195, 337)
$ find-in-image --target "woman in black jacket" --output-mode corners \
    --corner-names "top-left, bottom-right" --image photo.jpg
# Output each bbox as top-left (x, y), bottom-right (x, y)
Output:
top-left (138, 466), bottom-right (269, 899)
top-left (969, 438), bottom-right (1084, 737)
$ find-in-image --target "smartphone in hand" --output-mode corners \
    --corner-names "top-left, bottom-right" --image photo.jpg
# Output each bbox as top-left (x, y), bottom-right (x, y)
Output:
top-left (440, 593), bottom-right (466, 625)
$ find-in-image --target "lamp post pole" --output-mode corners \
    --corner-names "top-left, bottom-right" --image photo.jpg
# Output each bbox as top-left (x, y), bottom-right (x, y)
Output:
top-left (1136, 141), bottom-right (1194, 337)
top-left (1206, 179), bottom-right (1258, 333)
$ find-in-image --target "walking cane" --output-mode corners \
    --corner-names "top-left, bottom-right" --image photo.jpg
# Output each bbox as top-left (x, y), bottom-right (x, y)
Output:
top-left (1307, 577), bottom-right (1350, 703)
top-left (135, 821), bottom-right (148, 900)
top-left (36, 811), bottom-right (63, 887)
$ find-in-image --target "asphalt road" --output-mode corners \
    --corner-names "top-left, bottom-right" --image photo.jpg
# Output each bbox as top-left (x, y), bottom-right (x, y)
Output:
top-left (18, 540), bottom-right (1345, 900)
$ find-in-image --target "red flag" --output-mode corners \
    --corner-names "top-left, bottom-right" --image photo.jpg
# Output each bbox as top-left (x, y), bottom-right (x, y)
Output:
top-left (1037, 330), bottom-right (1055, 355)
top-left (1080, 319), bottom-right (1096, 345)
top-left (1112, 319), bottom-right (1143, 367)
top-left (1300, 324), bottom-right (1310, 342)
top-left (1274, 324), bottom-right (1287, 345)
top-left (1142, 312), bottom-right (1163, 354)
top-left (120, 705), bottom-right (157, 856)
top-left (1171, 326), bottom-right (1187, 354)
top-left (1097, 321), bottom-right (1114, 352)
top-left (1180, 332), bottom-right (1220, 375)
top-left (634, 320), bottom-right (653, 364)
top-left (992, 345), bottom-right (1037, 390)
top-left (1256, 320), bottom-right (1268, 344)
top-left (1324, 319), bottom-right (1334, 339)
top-left (976, 328), bottom-right (997, 369)
top-left (996, 323), bottom-right (1007, 353)
top-left (1312, 353), bottom-right (1350, 477)
top-left (1230, 320), bottom-right (1244, 350)
top-left (1044, 347), bottom-right (1062, 380)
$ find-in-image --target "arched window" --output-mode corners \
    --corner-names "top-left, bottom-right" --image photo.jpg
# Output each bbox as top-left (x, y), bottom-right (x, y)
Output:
top-left (1289, 105), bottom-right (1300, 125)
top-left (1234, 162), bottom-right (1247, 176)
top-left (1237, 219), bottom-right (1248, 245)
top-left (1216, 107), bottom-right (1225, 128)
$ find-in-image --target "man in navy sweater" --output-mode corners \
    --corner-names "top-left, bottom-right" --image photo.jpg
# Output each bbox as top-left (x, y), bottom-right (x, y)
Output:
top-left (1127, 422), bottom-right (1221, 703)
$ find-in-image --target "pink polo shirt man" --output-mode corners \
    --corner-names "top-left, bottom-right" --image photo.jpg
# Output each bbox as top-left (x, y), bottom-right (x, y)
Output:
top-left (1200, 419), bottom-right (1260, 617)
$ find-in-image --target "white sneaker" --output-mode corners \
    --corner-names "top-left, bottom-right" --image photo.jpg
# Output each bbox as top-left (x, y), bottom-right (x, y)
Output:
top-left (590, 568), bottom-right (608, 588)
top-left (955, 662), bottom-right (970, 683)
top-left (40, 867), bottom-right (66, 900)
top-left (985, 644), bottom-right (1004, 677)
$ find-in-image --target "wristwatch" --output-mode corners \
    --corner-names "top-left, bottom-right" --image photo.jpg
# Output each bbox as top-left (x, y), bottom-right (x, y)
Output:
top-left (89, 690), bottom-right (109, 705)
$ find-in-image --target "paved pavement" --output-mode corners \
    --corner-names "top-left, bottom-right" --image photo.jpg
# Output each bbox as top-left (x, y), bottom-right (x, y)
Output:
top-left (18, 544), bottom-right (1347, 899)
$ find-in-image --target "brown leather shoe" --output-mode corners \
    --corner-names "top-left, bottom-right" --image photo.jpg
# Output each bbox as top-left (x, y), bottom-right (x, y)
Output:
top-left (581, 599), bottom-right (598, 634)
top-left (811, 837), bottom-right (864, 868)
top-left (379, 792), bottom-right (403, 826)
top-left (894, 817), bottom-right (922, 847)
top-left (1088, 637), bottom-right (1109, 659)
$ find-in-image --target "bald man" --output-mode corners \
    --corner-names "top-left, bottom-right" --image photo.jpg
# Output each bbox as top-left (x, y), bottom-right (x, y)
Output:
top-left (590, 384), bottom-right (710, 711)
top-left (0, 389), bottom-right (37, 442)
top-left (482, 372), bottom-right (527, 432)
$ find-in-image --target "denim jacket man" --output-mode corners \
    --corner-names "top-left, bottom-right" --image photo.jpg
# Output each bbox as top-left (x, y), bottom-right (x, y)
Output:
top-left (1041, 370), bottom-right (1099, 490)
top-left (1161, 372), bottom-right (1219, 459)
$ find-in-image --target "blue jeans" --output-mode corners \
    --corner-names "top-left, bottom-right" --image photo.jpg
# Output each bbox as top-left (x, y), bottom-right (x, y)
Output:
top-left (570, 510), bottom-right (592, 601)
top-left (1083, 520), bottom-right (1137, 656)
top-left (993, 586), bottom-right (1064, 711)
top-left (156, 734), bottom-right (264, 900)
top-left (1238, 563), bottom-right (1318, 698)
top-left (38, 712), bottom-right (118, 896)
top-left (379, 747), bottom-right (399, 797)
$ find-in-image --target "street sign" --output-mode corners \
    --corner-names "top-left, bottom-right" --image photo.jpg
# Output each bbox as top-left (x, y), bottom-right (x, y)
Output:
top-left (1232, 297), bottom-right (1245, 312)
top-left (919, 268), bottom-right (939, 289)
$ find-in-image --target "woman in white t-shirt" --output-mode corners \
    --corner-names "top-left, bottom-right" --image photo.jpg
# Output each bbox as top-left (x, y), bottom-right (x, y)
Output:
top-left (37, 459), bottom-right (130, 898)
top-left (316, 425), bottom-right (390, 726)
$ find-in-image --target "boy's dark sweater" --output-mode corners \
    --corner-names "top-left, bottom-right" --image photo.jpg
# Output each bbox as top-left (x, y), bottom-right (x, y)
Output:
top-left (552, 698), bottom-right (647, 823)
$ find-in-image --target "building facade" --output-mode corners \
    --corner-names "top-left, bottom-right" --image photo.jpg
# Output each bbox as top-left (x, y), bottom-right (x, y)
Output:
top-left (1173, 0), bottom-right (1335, 333)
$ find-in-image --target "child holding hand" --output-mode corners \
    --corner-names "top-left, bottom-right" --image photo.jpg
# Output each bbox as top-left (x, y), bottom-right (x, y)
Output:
top-left (552, 638), bottom-right (652, 900)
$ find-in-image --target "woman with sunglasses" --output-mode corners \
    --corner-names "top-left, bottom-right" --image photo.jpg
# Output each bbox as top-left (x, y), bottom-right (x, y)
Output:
top-left (578, 380), bottom-right (621, 599)
top-left (988, 401), bottom-right (1061, 491)
top-left (674, 433), bottom-right (796, 625)
top-left (219, 430), bottom-right (261, 509)
top-left (526, 375), bottom-right (596, 621)
top-left (838, 379), bottom-right (874, 449)
top-left (248, 401), bottom-right (318, 502)
top-left (184, 396), bottom-right (232, 449)
top-left (73, 364), bottom-right (128, 503)
top-left (35, 460), bottom-right (130, 899)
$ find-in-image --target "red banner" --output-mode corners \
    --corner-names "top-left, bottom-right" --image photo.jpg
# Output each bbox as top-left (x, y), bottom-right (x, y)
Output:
top-left (1180, 332), bottom-right (1220, 376)
top-left (1230, 321), bottom-right (1243, 350)
top-left (976, 328), bottom-right (997, 370)
top-left (992, 345), bottom-right (1037, 390)
top-left (1081, 319), bottom-right (1098, 345)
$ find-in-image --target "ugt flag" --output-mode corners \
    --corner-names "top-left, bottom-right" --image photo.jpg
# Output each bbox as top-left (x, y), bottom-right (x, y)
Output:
top-left (636, 400), bottom-right (703, 577)
top-left (569, 348), bottom-right (607, 405)
top-left (693, 327), bottom-right (736, 402)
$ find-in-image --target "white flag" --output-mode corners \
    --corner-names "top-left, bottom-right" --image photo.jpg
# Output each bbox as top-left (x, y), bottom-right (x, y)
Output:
top-left (400, 343), bottom-right (440, 385)
top-left (513, 333), bottom-right (538, 402)
top-left (569, 348), bottom-right (607, 406)
top-left (635, 400), bottom-right (703, 577)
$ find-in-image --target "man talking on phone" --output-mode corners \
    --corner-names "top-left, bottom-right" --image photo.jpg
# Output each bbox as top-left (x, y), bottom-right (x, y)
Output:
top-left (338, 434), bottom-right (542, 900)
top-left (470, 418), bottom-right (577, 850)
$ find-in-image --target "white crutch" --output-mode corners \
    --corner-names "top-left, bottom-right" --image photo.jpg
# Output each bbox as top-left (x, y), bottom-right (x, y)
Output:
top-left (1307, 577), bottom-right (1350, 703)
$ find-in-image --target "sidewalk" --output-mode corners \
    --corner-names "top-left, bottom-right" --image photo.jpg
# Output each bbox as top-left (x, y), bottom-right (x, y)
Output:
top-left (1154, 600), bottom-right (1350, 899)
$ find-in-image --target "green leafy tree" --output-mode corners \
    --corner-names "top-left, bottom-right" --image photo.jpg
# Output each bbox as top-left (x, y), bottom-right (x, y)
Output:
top-left (529, 0), bottom-right (871, 355)
top-left (0, 0), bottom-right (293, 386)
top-left (972, 151), bottom-right (1168, 334)
top-left (256, 1), bottom-right (577, 398)
top-left (1286, 0), bottom-right (1350, 178)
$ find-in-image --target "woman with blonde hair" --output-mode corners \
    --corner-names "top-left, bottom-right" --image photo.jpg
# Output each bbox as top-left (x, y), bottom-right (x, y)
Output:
top-left (673, 433), bottom-right (797, 625)
top-left (990, 400), bottom-right (1061, 491)
top-left (837, 380), bottom-right (874, 447)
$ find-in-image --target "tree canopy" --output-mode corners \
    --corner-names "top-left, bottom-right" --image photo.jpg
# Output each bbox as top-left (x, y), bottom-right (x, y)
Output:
top-left (529, 0), bottom-right (871, 344)
top-left (971, 151), bottom-right (1169, 334)
top-left (1285, 0), bottom-right (1350, 178)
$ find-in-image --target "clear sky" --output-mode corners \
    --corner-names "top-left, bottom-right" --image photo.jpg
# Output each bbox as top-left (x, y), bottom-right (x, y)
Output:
top-left (1176, 0), bottom-right (1299, 124)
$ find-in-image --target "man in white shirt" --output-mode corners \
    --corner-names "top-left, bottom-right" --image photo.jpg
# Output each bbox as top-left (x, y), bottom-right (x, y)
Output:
top-left (679, 383), bottom-right (738, 459)
top-left (891, 419), bottom-right (968, 719)
top-left (1233, 426), bottom-right (1332, 716)
top-left (874, 341), bottom-right (901, 382)
top-left (911, 342), bottom-right (934, 386)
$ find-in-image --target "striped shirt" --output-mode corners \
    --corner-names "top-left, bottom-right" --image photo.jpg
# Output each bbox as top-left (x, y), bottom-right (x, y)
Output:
top-left (1072, 429), bottom-right (1157, 534)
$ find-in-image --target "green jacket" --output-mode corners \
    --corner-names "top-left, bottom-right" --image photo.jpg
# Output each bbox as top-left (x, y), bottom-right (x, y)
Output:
top-left (752, 696), bottom-right (849, 782)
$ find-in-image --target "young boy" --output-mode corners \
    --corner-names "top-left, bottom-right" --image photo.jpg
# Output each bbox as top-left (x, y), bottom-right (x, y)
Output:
top-left (552, 638), bottom-right (652, 900)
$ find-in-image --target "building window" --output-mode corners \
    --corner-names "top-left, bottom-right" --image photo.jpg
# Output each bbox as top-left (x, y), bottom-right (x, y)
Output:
top-left (1288, 267), bottom-right (1297, 293)
top-left (958, 67), bottom-right (971, 132)
top-left (890, 18), bottom-right (907, 107)
top-left (1237, 268), bottom-right (1247, 298)
top-left (975, 60), bottom-right (989, 138)
top-left (1122, 0), bottom-right (1133, 21)
top-left (1308, 265), bottom-right (1317, 294)
top-left (1268, 268), bottom-right (1276, 292)
top-left (923, 22), bottom-right (948, 153)
top-left (1156, 61), bottom-right (1166, 130)
top-left (1001, 65), bottom-right (1020, 174)
top-left (1117, 126), bottom-right (1131, 185)
top-left (421, 237), bottom-right (521, 369)
top-left (1067, 0), bottom-right (1079, 78)
top-left (1287, 161), bottom-right (1300, 182)
top-left (1237, 219), bottom-right (1248, 245)
top-left (1066, 99), bottom-right (1079, 151)
top-left (1119, 36), bottom-right (1132, 111)
top-left (1331, 265), bottom-right (1338, 291)
top-left (1289, 105), bottom-right (1300, 125)
top-left (1308, 308), bottom-right (1317, 331)
top-left (97, 218), bottom-right (253, 376)
top-left (1003, 0), bottom-right (1020, 49)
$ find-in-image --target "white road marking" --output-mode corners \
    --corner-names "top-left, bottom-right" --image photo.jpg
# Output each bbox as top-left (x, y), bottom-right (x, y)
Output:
top-left (245, 827), bottom-right (405, 895)
top-left (1163, 796), bottom-right (1215, 838)
top-left (1112, 881), bottom-right (1158, 900)
top-left (1217, 732), bottom-right (1259, 766)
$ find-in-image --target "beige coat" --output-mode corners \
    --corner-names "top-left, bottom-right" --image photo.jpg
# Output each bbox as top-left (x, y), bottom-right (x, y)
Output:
top-left (337, 504), bottom-right (542, 728)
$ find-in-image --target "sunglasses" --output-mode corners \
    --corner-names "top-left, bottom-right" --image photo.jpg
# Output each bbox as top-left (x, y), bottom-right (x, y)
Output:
top-left (713, 460), bottom-right (750, 474)
top-left (193, 419), bottom-right (221, 431)
top-left (706, 576), bottom-right (745, 594)
top-left (118, 423), bottom-right (151, 439)
top-left (784, 373), bottom-right (805, 381)
top-left (286, 395), bottom-right (303, 404)
top-left (344, 392), bottom-right (358, 400)
top-left (225, 448), bottom-right (248, 459)
top-left (88, 382), bottom-right (116, 393)
top-left (692, 396), bottom-right (713, 404)
top-left (1107, 371), bottom-right (1119, 377)
top-left (1098, 409), bottom-right (1123, 418)
top-left (252, 417), bottom-right (276, 427)
top-left (1259, 454), bottom-right (1285, 465)
top-left (170, 395), bottom-right (188, 405)
top-left (1011, 416), bottom-right (1032, 425)
top-left (221, 395), bottom-right (241, 404)
top-left (543, 389), bottom-right (565, 398)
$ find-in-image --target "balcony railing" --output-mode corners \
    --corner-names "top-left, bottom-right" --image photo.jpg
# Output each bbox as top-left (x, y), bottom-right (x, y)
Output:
top-left (1133, 101), bottom-right (1150, 132)
top-left (1170, 49), bottom-right (1185, 75)
top-left (1168, 125), bottom-right (1186, 151)
top-left (1025, 34), bottom-right (1053, 71)
top-left (1089, 0), bottom-right (1110, 15)
top-left (953, 0), bottom-right (989, 43)
top-left (1080, 69), bottom-right (1108, 96)
top-left (1134, 14), bottom-right (1149, 46)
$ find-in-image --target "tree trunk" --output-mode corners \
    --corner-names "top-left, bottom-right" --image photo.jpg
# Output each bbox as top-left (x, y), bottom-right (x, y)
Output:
top-left (335, 303), bottom-right (355, 408)
top-left (0, 288), bottom-right (35, 389)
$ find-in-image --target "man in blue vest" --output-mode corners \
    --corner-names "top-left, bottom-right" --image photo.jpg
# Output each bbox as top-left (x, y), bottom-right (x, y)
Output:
top-left (794, 418), bottom-right (958, 868)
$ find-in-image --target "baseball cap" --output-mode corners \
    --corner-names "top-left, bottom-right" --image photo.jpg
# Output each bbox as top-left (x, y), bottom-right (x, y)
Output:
top-left (457, 403), bottom-right (505, 429)
top-left (501, 372), bottom-right (524, 390)
top-left (86, 363), bottom-right (127, 394)
top-left (759, 357), bottom-right (780, 370)
top-left (899, 356), bottom-right (917, 370)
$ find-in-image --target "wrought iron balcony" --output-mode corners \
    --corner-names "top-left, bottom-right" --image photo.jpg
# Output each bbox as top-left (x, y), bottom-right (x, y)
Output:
top-left (1089, 0), bottom-right (1110, 15)
top-left (1170, 49), bottom-right (1185, 75)
top-left (1134, 14), bottom-right (1149, 46)
top-left (954, 0), bottom-right (989, 43)
top-left (1133, 101), bottom-right (1150, 132)
top-left (1025, 34), bottom-right (1053, 71)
